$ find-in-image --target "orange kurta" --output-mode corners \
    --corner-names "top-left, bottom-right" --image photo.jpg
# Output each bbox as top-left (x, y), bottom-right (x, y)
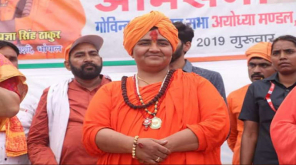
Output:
top-left (271, 87), bottom-right (296, 164)
top-left (227, 84), bottom-right (249, 165)
top-left (83, 69), bottom-right (230, 164)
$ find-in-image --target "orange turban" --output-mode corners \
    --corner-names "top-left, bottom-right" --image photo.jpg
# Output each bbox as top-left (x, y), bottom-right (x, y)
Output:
top-left (246, 42), bottom-right (272, 64)
top-left (123, 11), bottom-right (178, 55)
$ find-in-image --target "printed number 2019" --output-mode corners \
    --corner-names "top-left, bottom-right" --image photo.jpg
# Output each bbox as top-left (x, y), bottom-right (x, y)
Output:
top-left (196, 37), bottom-right (225, 47)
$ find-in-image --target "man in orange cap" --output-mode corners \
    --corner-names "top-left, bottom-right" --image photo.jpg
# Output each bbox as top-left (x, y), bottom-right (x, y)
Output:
top-left (83, 11), bottom-right (229, 164)
top-left (227, 42), bottom-right (275, 164)
top-left (27, 35), bottom-right (111, 164)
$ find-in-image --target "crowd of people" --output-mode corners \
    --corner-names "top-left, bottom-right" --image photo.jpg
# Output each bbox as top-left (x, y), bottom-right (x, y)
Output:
top-left (0, 11), bottom-right (296, 164)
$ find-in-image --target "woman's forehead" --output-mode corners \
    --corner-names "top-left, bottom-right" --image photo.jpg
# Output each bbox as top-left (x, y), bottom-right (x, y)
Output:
top-left (273, 40), bottom-right (296, 50)
top-left (141, 30), bottom-right (167, 40)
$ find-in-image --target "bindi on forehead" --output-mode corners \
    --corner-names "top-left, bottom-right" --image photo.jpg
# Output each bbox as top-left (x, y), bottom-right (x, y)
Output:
top-left (149, 30), bottom-right (158, 42)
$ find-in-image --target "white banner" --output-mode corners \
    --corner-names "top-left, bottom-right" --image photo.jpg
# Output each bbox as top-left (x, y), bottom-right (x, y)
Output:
top-left (81, 0), bottom-right (296, 61)
top-left (0, 0), bottom-right (295, 64)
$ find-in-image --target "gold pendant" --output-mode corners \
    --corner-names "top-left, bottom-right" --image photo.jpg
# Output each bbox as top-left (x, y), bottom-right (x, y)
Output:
top-left (150, 117), bottom-right (162, 129)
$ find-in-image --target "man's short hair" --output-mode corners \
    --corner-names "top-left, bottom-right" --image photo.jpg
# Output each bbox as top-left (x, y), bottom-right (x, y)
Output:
top-left (173, 22), bottom-right (194, 43)
top-left (0, 41), bottom-right (20, 56)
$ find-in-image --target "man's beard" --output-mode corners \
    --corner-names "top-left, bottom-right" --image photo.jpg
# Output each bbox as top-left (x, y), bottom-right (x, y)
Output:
top-left (70, 62), bottom-right (102, 80)
top-left (170, 43), bottom-right (184, 63)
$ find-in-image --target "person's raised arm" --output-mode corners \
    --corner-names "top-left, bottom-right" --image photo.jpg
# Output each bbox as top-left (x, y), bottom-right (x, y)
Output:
top-left (0, 86), bottom-right (20, 118)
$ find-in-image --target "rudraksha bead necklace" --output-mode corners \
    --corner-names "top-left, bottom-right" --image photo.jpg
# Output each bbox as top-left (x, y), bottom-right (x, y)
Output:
top-left (121, 69), bottom-right (175, 109)
top-left (121, 70), bottom-right (176, 130)
top-left (135, 73), bottom-right (164, 116)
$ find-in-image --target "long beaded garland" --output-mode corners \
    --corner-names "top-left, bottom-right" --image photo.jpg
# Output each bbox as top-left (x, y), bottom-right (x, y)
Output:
top-left (121, 69), bottom-right (175, 109)
top-left (134, 72), bottom-right (168, 115)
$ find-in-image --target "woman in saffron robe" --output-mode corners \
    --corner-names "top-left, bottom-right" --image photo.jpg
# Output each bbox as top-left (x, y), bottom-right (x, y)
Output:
top-left (270, 36), bottom-right (296, 164)
top-left (271, 87), bottom-right (296, 164)
top-left (83, 11), bottom-right (229, 164)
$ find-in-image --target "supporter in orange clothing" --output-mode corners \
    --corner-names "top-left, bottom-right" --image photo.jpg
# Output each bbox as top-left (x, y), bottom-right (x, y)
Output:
top-left (0, 0), bottom-right (86, 59)
top-left (83, 11), bottom-right (229, 165)
top-left (270, 87), bottom-right (296, 164)
top-left (227, 42), bottom-right (275, 164)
